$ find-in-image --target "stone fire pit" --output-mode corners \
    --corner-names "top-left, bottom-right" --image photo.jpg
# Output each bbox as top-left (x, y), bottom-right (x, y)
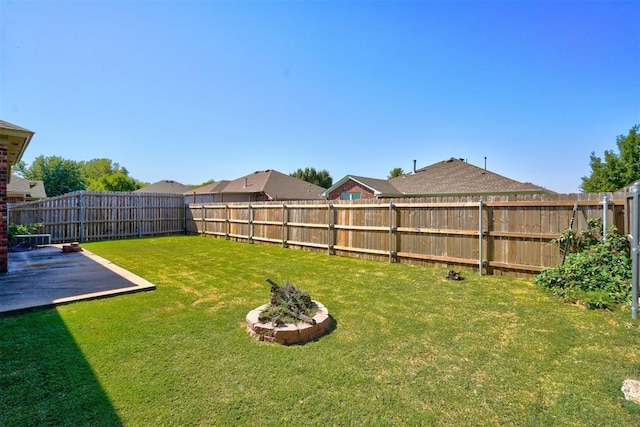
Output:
top-left (246, 301), bottom-right (331, 345)
top-left (246, 279), bottom-right (331, 345)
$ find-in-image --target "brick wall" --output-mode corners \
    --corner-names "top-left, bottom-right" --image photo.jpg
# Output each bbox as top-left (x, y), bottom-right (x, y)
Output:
top-left (327, 179), bottom-right (376, 201)
top-left (0, 145), bottom-right (8, 272)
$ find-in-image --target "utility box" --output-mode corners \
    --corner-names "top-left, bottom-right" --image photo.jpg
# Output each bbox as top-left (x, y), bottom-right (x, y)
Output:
top-left (12, 234), bottom-right (52, 246)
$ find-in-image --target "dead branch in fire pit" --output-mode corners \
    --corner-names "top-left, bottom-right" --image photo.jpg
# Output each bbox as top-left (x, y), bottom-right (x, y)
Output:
top-left (259, 278), bottom-right (318, 325)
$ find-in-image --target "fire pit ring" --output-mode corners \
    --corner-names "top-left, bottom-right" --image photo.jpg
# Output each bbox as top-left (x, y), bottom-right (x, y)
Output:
top-left (246, 301), bottom-right (331, 345)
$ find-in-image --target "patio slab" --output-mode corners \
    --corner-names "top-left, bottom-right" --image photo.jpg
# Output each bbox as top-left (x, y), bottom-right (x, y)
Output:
top-left (1, 245), bottom-right (156, 315)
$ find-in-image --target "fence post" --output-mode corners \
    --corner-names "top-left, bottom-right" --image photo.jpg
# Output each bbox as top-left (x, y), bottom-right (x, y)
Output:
top-left (248, 203), bottom-right (253, 243)
top-left (282, 204), bottom-right (287, 247)
top-left (478, 199), bottom-right (484, 276)
top-left (388, 202), bottom-right (394, 263)
top-left (200, 205), bottom-right (205, 236)
top-left (137, 193), bottom-right (142, 238)
top-left (225, 204), bottom-right (229, 239)
top-left (79, 192), bottom-right (85, 242)
top-left (183, 201), bottom-right (187, 235)
top-left (602, 195), bottom-right (608, 241)
top-left (632, 184), bottom-right (639, 319)
top-left (328, 204), bottom-right (334, 255)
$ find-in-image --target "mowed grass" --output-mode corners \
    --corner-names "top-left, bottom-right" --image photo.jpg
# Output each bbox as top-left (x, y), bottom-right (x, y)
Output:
top-left (2, 236), bottom-right (640, 426)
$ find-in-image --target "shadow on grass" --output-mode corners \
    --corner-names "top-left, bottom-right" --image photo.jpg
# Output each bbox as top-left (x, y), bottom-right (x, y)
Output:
top-left (0, 309), bottom-right (122, 426)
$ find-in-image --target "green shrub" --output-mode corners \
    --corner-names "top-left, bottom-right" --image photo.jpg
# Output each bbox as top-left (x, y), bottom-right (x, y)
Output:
top-left (8, 222), bottom-right (44, 244)
top-left (535, 219), bottom-right (632, 310)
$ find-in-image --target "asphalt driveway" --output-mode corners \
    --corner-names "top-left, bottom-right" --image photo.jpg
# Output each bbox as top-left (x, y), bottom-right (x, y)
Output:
top-left (1, 245), bottom-right (156, 315)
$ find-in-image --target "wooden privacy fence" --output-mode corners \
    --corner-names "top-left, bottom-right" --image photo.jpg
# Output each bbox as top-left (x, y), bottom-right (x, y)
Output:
top-left (8, 191), bottom-right (628, 277)
top-left (8, 191), bottom-right (186, 242)
top-left (186, 193), bottom-right (627, 277)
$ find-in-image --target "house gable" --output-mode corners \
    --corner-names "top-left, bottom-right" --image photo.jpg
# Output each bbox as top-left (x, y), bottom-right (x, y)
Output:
top-left (7, 175), bottom-right (47, 202)
top-left (325, 177), bottom-right (377, 201)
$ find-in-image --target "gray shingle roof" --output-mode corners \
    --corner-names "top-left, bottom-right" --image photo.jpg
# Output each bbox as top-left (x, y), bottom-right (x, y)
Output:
top-left (390, 158), bottom-right (548, 195)
top-left (185, 180), bottom-right (231, 195)
top-left (0, 120), bottom-right (33, 133)
top-left (222, 170), bottom-right (325, 200)
top-left (135, 180), bottom-right (193, 194)
top-left (7, 175), bottom-right (47, 199)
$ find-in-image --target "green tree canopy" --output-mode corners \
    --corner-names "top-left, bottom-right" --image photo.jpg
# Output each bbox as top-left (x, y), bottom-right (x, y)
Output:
top-left (16, 155), bottom-right (144, 195)
top-left (290, 167), bottom-right (333, 189)
top-left (388, 167), bottom-right (404, 179)
top-left (88, 172), bottom-right (143, 192)
top-left (11, 160), bottom-right (29, 178)
top-left (190, 179), bottom-right (216, 189)
top-left (581, 125), bottom-right (640, 192)
top-left (22, 155), bottom-right (87, 197)
top-left (79, 158), bottom-right (125, 182)
top-left (78, 158), bottom-right (144, 191)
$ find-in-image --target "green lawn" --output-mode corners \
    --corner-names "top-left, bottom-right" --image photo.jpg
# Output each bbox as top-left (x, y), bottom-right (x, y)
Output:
top-left (2, 236), bottom-right (640, 426)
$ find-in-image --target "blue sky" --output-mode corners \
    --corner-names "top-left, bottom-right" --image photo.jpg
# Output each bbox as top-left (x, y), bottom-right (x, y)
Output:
top-left (2, 0), bottom-right (638, 193)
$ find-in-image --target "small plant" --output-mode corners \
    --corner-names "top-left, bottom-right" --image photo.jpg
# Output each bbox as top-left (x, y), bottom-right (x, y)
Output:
top-left (8, 222), bottom-right (44, 245)
top-left (535, 218), bottom-right (631, 310)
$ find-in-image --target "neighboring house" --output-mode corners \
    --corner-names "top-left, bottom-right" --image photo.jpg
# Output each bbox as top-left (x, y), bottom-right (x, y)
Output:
top-left (135, 180), bottom-right (192, 194)
top-left (187, 169), bottom-right (325, 203)
top-left (1, 120), bottom-right (35, 273)
top-left (7, 175), bottom-right (47, 203)
top-left (322, 175), bottom-right (402, 200)
top-left (323, 158), bottom-right (551, 201)
top-left (184, 180), bottom-right (230, 204)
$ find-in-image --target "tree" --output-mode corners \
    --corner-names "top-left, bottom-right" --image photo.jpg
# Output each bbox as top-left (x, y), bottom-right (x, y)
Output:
top-left (190, 179), bottom-right (216, 189)
top-left (11, 160), bottom-right (29, 178)
top-left (290, 167), bottom-right (333, 188)
top-left (89, 172), bottom-right (143, 192)
top-left (22, 155), bottom-right (87, 197)
top-left (581, 125), bottom-right (640, 192)
top-left (388, 167), bottom-right (404, 179)
top-left (78, 158), bottom-right (124, 181)
top-left (77, 158), bottom-right (144, 192)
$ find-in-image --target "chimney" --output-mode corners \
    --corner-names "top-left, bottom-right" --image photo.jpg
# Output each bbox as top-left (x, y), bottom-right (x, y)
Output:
top-left (243, 177), bottom-right (248, 188)
top-left (484, 156), bottom-right (487, 170)
top-left (413, 159), bottom-right (417, 173)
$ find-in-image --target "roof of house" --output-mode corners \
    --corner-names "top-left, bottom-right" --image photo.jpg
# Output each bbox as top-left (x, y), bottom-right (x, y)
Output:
top-left (324, 158), bottom-right (550, 198)
top-left (322, 175), bottom-right (402, 198)
top-left (135, 180), bottom-right (193, 194)
top-left (0, 119), bottom-right (35, 166)
top-left (7, 175), bottom-right (47, 199)
top-left (184, 180), bottom-right (231, 195)
top-left (389, 158), bottom-right (549, 195)
top-left (221, 169), bottom-right (325, 200)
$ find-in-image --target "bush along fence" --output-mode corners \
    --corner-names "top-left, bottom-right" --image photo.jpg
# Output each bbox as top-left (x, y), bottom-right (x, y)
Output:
top-left (8, 191), bottom-right (186, 242)
top-left (185, 193), bottom-right (627, 278)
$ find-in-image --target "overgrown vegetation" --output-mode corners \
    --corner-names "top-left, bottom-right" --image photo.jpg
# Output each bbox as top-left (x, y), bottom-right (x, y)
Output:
top-left (535, 218), bottom-right (632, 309)
top-left (7, 222), bottom-right (44, 244)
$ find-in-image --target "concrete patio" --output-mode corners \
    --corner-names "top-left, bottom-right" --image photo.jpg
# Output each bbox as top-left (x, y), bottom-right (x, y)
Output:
top-left (0, 245), bottom-right (156, 315)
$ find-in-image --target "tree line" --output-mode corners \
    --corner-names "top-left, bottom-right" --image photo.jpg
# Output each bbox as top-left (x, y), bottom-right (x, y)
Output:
top-left (13, 157), bottom-right (145, 197)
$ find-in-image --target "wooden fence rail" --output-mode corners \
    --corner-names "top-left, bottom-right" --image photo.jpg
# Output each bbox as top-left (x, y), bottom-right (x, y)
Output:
top-left (9, 191), bottom-right (186, 242)
top-left (186, 193), bottom-right (627, 277)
